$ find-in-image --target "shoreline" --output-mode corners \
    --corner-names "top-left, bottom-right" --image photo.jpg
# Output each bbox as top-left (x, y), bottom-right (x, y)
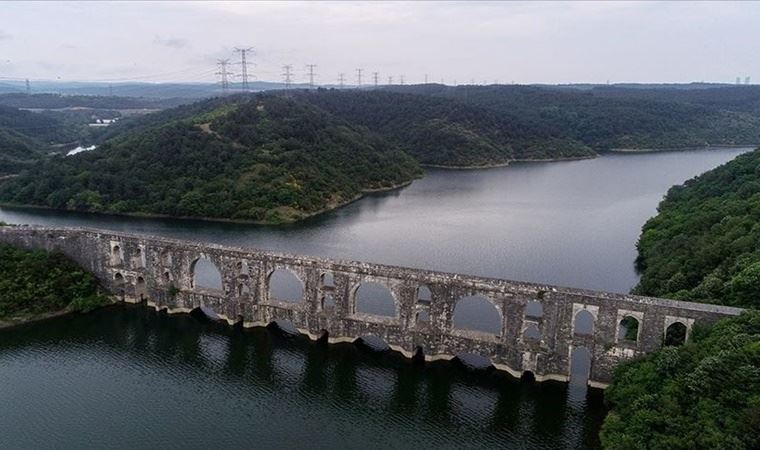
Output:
top-left (607, 144), bottom-right (758, 154)
top-left (421, 153), bottom-right (598, 170)
top-left (0, 178), bottom-right (417, 227)
top-left (0, 308), bottom-right (74, 330)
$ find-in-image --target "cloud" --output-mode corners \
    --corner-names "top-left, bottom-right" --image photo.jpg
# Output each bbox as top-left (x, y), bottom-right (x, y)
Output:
top-left (0, 30), bottom-right (11, 41)
top-left (153, 35), bottom-right (187, 49)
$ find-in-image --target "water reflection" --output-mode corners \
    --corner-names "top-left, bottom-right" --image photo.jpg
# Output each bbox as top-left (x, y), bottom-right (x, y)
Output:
top-left (0, 305), bottom-right (607, 449)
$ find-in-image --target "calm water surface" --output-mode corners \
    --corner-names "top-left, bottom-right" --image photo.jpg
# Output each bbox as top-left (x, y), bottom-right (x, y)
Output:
top-left (0, 148), bottom-right (751, 448)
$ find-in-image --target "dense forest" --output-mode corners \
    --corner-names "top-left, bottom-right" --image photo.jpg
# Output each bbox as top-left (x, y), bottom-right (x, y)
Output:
top-left (301, 89), bottom-right (594, 166)
top-left (0, 240), bottom-right (109, 323)
top-left (2, 86), bottom-right (760, 222)
top-left (633, 147), bottom-right (760, 308)
top-left (0, 95), bottom-right (421, 223)
top-left (601, 310), bottom-right (760, 450)
top-left (0, 93), bottom-right (185, 110)
top-left (389, 84), bottom-right (760, 150)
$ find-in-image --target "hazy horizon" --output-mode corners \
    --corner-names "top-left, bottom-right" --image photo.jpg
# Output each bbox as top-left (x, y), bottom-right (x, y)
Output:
top-left (1, 1), bottom-right (758, 86)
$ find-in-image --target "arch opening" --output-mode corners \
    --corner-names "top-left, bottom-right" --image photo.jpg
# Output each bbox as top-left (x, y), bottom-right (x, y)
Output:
top-left (321, 294), bottom-right (335, 310)
top-left (455, 353), bottom-right (493, 371)
top-left (268, 269), bottom-right (304, 303)
top-left (523, 323), bottom-right (541, 341)
top-left (238, 283), bottom-right (251, 297)
top-left (452, 295), bottom-right (501, 335)
top-left (237, 260), bottom-right (250, 276)
top-left (664, 322), bottom-right (687, 346)
top-left (618, 316), bottom-right (640, 342)
top-left (354, 282), bottom-right (396, 317)
top-left (321, 273), bottom-right (334, 287)
top-left (570, 346), bottom-right (592, 386)
top-left (417, 285), bottom-right (432, 302)
top-left (110, 245), bottom-right (121, 265)
top-left (521, 370), bottom-right (536, 382)
top-left (525, 300), bottom-right (543, 318)
top-left (416, 309), bottom-right (430, 324)
top-left (136, 276), bottom-right (147, 301)
top-left (574, 310), bottom-right (594, 336)
top-left (356, 335), bottom-right (390, 352)
top-left (191, 258), bottom-right (223, 291)
top-left (267, 319), bottom-right (301, 336)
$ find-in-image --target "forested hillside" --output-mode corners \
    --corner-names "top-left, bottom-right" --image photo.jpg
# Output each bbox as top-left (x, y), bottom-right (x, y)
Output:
top-left (633, 147), bottom-right (760, 308)
top-left (0, 95), bottom-right (421, 223)
top-left (389, 85), bottom-right (760, 150)
top-left (601, 310), bottom-right (760, 450)
top-left (0, 105), bottom-right (79, 175)
top-left (301, 90), bottom-right (594, 166)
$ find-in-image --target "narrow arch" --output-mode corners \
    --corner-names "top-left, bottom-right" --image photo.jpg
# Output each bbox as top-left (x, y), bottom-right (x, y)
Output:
top-left (191, 257), bottom-right (223, 291)
top-left (321, 273), bottom-right (334, 287)
top-left (618, 316), bottom-right (640, 342)
top-left (525, 300), bottom-right (543, 318)
top-left (574, 310), bottom-right (594, 336)
top-left (110, 245), bottom-right (122, 265)
top-left (523, 323), bottom-right (541, 341)
top-left (160, 250), bottom-right (172, 266)
top-left (570, 346), bottom-right (592, 386)
top-left (238, 283), bottom-right (251, 297)
top-left (416, 309), bottom-right (430, 324)
top-left (321, 294), bottom-right (335, 310)
top-left (452, 295), bottom-right (501, 335)
top-left (356, 335), bottom-right (390, 352)
top-left (354, 282), bottom-right (396, 317)
top-left (114, 272), bottom-right (124, 282)
top-left (412, 346), bottom-right (425, 364)
top-left (417, 285), bottom-right (432, 302)
top-left (136, 276), bottom-right (147, 301)
top-left (521, 370), bottom-right (536, 382)
top-left (163, 270), bottom-right (171, 283)
top-left (664, 322), bottom-right (687, 346)
top-left (237, 260), bottom-right (250, 276)
top-left (268, 269), bottom-right (304, 303)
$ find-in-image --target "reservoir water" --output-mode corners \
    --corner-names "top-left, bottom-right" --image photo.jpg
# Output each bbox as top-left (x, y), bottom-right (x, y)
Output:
top-left (0, 147), bottom-right (752, 448)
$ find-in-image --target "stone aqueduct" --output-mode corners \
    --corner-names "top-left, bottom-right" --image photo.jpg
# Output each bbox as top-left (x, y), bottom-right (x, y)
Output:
top-left (0, 226), bottom-right (744, 387)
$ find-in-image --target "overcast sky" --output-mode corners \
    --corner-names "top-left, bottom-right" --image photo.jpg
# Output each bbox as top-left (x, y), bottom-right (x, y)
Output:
top-left (0, 1), bottom-right (758, 85)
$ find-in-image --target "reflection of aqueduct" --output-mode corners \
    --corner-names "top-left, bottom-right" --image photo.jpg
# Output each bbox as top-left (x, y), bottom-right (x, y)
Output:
top-left (0, 226), bottom-right (743, 387)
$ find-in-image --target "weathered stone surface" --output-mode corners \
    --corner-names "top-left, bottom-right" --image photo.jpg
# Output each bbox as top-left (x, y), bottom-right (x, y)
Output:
top-left (0, 226), bottom-right (743, 387)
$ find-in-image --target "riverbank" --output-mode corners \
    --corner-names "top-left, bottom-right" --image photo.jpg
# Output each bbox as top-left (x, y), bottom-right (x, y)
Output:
top-left (0, 178), bottom-right (417, 227)
top-left (421, 154), bottom-right (598, 170)
top-left (607, 144), bottom-right (757, 153)
top-left (0, 308), bottom-right (72, 330)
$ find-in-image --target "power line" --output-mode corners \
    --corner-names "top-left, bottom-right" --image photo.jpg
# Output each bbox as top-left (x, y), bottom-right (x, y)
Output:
top-left (387, 76), bottom-right (393, 85)
top-left (399, 75), bottom-right (404, 85)
top-left (25, 79), bottom-right (30, 95)
top-left (372, 71), bottom-right (379, 88)
top-left (338, 73), bottom-right (345, 89)
top-left (305, 64), bottom-right (317, 89)
top-left (424, 74), bottom-right (428, 84)
top-left (282, 64), bottom-right (293, 89)
top-left (234, 47), bottom-right (254, 91)
top-left (215, 59), bottom-right (233, 93)
top-left (356, 68), bottom-right (362, 87)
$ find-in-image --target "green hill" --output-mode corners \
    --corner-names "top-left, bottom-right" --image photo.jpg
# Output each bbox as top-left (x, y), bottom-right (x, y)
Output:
top-left (388, 85), bottom-right (760, 151)
top-left (0, 95), bottom-right (421, 224)
top-left (300, 89), bottom-right (594, 167)
top-left (633, 147), bottom-right (760, 308)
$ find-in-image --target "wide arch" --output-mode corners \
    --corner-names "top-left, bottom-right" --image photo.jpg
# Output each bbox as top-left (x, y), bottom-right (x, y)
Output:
top-left (191, 257), bottom-right (223, 291)
top-left (268, 269), bottom-right (304, 303)
top-left (452, 295), bottom-right (501, 335)
top-left (618, 316), bottom-right (640, 342)
top-left (574, 310), bottom-right (594, 336)
top-left (354, 282), bottom-right (396, 317)
top-left (664, 322), bottom-right (687, 346)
